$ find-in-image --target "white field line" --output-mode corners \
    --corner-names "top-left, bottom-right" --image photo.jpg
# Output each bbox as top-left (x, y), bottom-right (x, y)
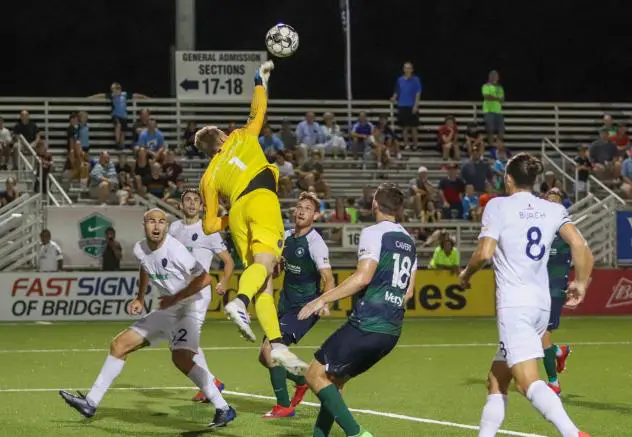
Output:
top-left (0, 385), bottom-right (547, 437)
top-left (0, 340), bottom-right (630, 354)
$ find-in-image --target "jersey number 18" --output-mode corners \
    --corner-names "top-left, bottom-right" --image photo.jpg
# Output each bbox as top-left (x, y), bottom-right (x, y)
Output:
top-left (392, 253), bottom-right (412, 289)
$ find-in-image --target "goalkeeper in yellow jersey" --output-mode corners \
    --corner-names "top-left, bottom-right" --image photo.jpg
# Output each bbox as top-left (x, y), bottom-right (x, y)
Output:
top-left (195, 61), bottom-right (307, 375)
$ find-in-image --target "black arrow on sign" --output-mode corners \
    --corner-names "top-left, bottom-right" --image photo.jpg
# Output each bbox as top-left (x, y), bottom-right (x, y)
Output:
top-left (180, 79), bottom-right (199, 91)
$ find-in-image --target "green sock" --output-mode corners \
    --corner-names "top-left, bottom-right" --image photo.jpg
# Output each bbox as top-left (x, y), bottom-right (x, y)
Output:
top-left (287, 371), bottom-right (307, 385)
top-left (543, 346), bottom-right (558, 383)
top-left (313, 406), bottom-right (335, 437)
top-left (269, 366), bottom-right (291, 407)
top-left (316, 384), bottom-right (360, 436)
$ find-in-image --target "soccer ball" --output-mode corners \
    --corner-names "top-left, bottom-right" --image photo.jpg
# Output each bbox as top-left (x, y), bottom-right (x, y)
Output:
top-left (265, 23), bottom-right (299, 58)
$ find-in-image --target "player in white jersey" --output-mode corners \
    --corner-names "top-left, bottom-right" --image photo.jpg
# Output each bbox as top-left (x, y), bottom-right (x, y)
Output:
top-left (459, 153), bottom-right (593, 437)
top-left (169, 188), bottom-right (235, 403)
top-left (59, 209), bottom-right (237, 429)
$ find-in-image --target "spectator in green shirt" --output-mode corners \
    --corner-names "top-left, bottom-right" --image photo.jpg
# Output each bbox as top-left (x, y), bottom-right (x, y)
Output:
top-left (482, 70), bottom-right (505, 145)
top-left (428, 232), bottom-right (460, 274)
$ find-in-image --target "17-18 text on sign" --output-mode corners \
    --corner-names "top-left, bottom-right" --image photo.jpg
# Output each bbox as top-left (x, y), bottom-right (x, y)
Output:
top-left (175, 51), bottom-right (267, 101)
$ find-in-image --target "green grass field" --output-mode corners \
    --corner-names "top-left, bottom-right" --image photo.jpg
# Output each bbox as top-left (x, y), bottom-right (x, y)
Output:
top-left (1, 317), bottom-right (631, 437)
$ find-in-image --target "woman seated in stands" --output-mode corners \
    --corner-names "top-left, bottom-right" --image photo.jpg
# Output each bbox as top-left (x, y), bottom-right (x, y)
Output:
top-left (62, 136), bottom-right (90, 189)
top-left (464, 122), bottom-right (485, 157)
top-left (0, 176), bottom-right (20, 206)
top-left (329, 197), bottom-right (351, 244)
top-left (132, 147), bottom-right (151, 192)
top-left (437, 115), bottom-right (460, 161)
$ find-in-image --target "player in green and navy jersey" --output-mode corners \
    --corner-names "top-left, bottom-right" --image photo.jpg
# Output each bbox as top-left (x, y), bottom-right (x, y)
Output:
top-left (542, 188), bottom-right (573, 395)
top-left (299, 183), bottom-right (417, 437)
top-left (258, 192), bottom-right (335, 419)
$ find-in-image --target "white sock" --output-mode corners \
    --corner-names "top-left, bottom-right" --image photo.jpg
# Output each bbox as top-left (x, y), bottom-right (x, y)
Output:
top-left (478, 394), bottom-right (508, 437)
top-left (526, 380), bottom-right (579, 437)
top-left (86, 355), bottom-right (125, 407)
top-left (193, 347), bottom-right (214, 379)
top-left (188, 364), bottom-right (228, 410)
top-left (270, 343), bottom-right (288, 352)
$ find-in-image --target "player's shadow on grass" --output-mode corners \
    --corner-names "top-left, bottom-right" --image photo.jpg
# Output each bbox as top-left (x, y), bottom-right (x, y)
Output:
top-left (563, 394), bottom-right (632, 415)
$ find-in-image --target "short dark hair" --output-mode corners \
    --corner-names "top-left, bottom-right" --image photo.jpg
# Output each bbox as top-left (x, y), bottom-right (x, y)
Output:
top-left (105, 227), bottom-right (115, 234)
top-left (505, 153), bottom-right (543, 189)
top-left (373, 183), bottom-right (404, 216)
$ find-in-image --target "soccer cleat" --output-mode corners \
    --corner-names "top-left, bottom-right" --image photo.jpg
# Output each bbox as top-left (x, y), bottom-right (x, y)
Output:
top-left (192, 378), bottom-right (226, 402)
top-left (224, 300), bottom-right (256, 342)
top-left (262, 404), bottom-right (296, 419)
top-left (290, 383), bottom-right (309, 408)
top-left (578, 432), bottom-right (591, 437)
top-left (547, 382), bottom-right (562, 396)
top-left (208, 406), bottom-right (237, 428)
top-left (255, 61), bottom-right (274, 91)
top-left (59, 390), bottom-right (96, 418)
top-left (556, 344), bottom-right (572, 373)
top-left (271, 348), bottom-right (308, 376)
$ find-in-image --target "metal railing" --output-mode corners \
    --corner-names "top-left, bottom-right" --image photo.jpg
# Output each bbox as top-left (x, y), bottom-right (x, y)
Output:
top-left (0, 193), bottom-right (43, 271)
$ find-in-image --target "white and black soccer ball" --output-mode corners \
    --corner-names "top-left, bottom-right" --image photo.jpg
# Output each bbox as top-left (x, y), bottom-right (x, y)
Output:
top-left (265, 23), bottom-right (299, 58)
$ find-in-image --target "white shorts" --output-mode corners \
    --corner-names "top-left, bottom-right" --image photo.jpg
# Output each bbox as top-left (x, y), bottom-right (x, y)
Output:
top-left (131, 287), bottom-right (211, 352)
top-left (494, 306), bottom-right (550, 367)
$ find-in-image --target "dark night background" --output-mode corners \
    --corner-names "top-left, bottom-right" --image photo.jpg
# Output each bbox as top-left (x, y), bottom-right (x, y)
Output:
top-left (3, 0), bottom-right (631, 101)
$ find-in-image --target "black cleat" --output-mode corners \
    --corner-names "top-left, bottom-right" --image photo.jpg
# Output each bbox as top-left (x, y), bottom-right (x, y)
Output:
top-left (59, 390), bottom-right (96, 418)
top-left (208, 406), bottom-right (236, 428)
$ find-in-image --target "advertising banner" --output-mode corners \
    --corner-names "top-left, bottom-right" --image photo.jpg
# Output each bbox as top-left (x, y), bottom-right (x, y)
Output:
top-left (616, 210), bottom-right (632, 265)
top-left (0, 270), bottom-right (495, 321)
top-left (175, 51), bottom-right (267, 101)
top-left (47, 206), bottom-right (145, 269)
top-left (563, 269), bottom-right (632, 316)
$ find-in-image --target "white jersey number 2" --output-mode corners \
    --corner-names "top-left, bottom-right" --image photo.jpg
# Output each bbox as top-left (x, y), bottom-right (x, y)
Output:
top-left (391, 253), bottom-right (412, 289)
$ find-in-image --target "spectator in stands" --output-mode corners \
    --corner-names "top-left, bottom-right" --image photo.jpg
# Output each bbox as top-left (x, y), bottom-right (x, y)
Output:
top-left (391, 62), bottom-right (422, 150)
top-left (331, 197), bottom-right (351, 222)
top-left (133, 147), bottom-right (151, 191)
top-left (479, 181), bottom-right (497, 210)
top-left (12, 111), bottom-right (40, 170)
top-left (322, 112), bottom-right (347, 159)
top-left (462, 184), bottom-right (482, 221)
top-left (183, 120), bottom-right (204, 158)
top-left (90, 151), bottom-right (118, 205)
top-left (138, 118), bottom-right (166, 161)
top-left (313, 171), bottom-right (331, 200)
top-left (0, 176), bottom-right (19, 206)
top-left (274, 152), bottom-right (294, 198)
top-left (420, 198), bottom-right (441, 223)
top-left (296, 112), bottom-right (326, 163)
top-left (39, 229), bottom-right (63, 272)
top-left (78, 111), bottom-right (90, 152)
top-left (409, 166), bottom-right (437, 218)
top-left (461, 146), bottom-right (492, 192)
top-left (142, 162), bottom-right (169, 199)
top-left (482, 70), bottom-right (505, 145)
top-left (226, 121), bottom-right (237, 135)
top-left (602, 114), bottom-right (617, 139)
top-left (357, 186), bottom-right (376, 222)
top-left (377, 114), bottom-right (401, 160)
top-left (428, 232), bottom-right (460, 274)
top-left (345, 198), bottom-right (358, 224)
top-left (90, 83), bottom-right (148, 147)
top-left (439, 163), bottom-right (465, 219)
top-left (296, 150), bottom-right (324, 191)
top-left (590, 128), bottom-right (618, 180)
top-left (279, 118), bottom-right (297, 153)
top-left (437, 115), bottom-right (460, 161)
top-left (351, 112), bottom-right (374, 161)
top-left (620, 149), bottom-right (632, 198)
top-left (102, 227), bottom-right (122, 271)
top-left (489, 137), bottom-right (510, 160)
top-left (540, 170), bottom-right (558, 194)
top-left (164, 175), bottom-right (186, 208)
top-left (162, 150), bottom-right (183, 184)
top-left (574, 144), bottom-right (592, 195)
top-left (465, 122), bottom-right (485, 157)
top-left (34, 141), bottom-right (53, 194)
top-left (370, 123), bottom-right (393, 170)
top-left (0, 118), bottom-right (11, 170)
top-left (133, 109), bottom-right (151, 145)
top-left (66, 112), bottom-right (79, 152)
top-left (614, 123), bottom-right (629, 150)
top-left (552, 181), bottom-right (572, 209)
top-left (492, 147), bottom-right (509, 191)
top-left (259, 124), bottom-right (285, 162)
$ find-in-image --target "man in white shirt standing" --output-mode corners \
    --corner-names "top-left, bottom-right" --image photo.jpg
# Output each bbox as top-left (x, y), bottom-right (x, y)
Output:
top-left (0, 117), bottom-right (12, 170)
top-left (459, 153), bottom-right (592, 437)
top-left (59, 209), bottom-right (236, 429)
top-left (39, 229), bottom-right (63, 272)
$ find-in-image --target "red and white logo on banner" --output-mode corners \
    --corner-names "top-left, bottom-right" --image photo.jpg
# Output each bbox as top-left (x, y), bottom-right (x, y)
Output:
top-left (606, 277), bottom-right (632, 308)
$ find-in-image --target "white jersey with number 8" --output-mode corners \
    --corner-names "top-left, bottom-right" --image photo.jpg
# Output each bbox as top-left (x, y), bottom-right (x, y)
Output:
top-left (479, 191), bottom-right (571, 310)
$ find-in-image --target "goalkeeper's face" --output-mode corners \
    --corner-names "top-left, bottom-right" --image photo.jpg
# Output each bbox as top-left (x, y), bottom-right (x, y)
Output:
top-left (196, 127), bottom-right (227, 156)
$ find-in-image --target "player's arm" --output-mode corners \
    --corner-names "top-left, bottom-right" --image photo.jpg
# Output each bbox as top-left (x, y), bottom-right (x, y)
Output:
top-left (168, 271), bottom-right (212, 305)
top-left (320, 267), bottom-right (335, 293)
top-left (559, 219), bottom-right (594, 307)
top-left (200, 181), bottom-right (229, 235)
top-left (159, 246), bottom-right (213, 308)
top-left (243, 63), bottom-right (272, 136)
top-left (216, 249), bottom-right (234, 293)
top-left (404, 258), bottom-right (418, 304)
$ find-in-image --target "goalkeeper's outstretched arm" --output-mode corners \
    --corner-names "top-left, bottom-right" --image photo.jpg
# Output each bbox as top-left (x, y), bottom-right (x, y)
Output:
top-left (244, 61), bottom-right (274, 136)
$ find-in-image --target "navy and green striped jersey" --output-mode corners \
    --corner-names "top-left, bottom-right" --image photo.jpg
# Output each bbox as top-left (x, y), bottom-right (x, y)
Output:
top-left (278, 228), bottom-right (331, 314)
top-left (348, 221), bottom-right (417, 336)
top-left (547, 233), bottom-right (571, 298)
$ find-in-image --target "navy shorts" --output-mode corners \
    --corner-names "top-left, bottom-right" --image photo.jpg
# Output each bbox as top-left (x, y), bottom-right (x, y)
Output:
top-left (112, 115), bottom-right (128, 130)
top-left (314, 322), bottom-right (399, 379)
top-left (548, 297), bottom-right (566, 331)
top-left (483, 112), bottom-right (504, 135)
top-left (278, 308), bottom-right (319, 346)
top-left (397, 106), bottom-right (418, 128)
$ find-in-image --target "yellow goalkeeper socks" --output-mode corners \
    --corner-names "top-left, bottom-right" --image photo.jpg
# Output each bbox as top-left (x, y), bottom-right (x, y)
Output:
top-left (255, 291), bottom-right (282, 341)
top-left (236, 263), bottom-right (269, 305)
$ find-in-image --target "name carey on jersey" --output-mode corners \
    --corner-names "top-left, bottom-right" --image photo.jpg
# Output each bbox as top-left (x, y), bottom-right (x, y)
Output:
top-left (395, 240), bottom-right (413, 251)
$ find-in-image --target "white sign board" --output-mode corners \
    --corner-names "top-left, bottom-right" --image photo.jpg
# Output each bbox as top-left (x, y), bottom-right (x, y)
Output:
top-left (47, 206), bottom-right (145, 269)
top-left (342, 227), bottom-right (363, 249)
top-left (0, 272), bottom-right (160, 321)
top-left (175, 51), bottom-right (267, 101)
